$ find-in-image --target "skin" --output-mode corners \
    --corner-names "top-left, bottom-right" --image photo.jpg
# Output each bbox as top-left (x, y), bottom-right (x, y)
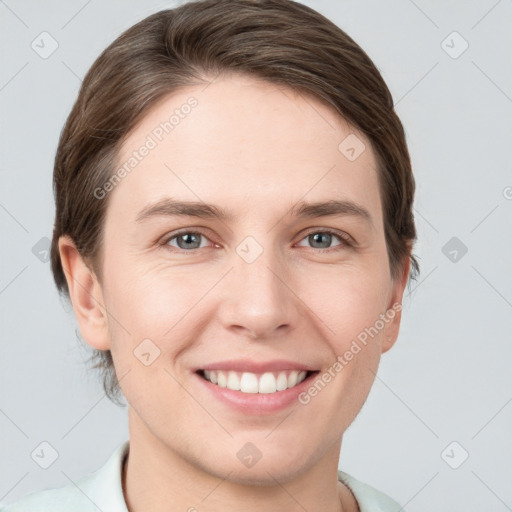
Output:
top-left (60, 72), bottom-right (411, 512)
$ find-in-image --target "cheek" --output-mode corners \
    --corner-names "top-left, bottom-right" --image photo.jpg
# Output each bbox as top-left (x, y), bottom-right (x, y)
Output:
top-left (104, 256), bottom-right (204, 328)
top-left (303, 266), bottom-right (391, 350)
top-left (101, 264), bottom-right (205, 407)
top-left (300, 271), bottom-right (388, 420)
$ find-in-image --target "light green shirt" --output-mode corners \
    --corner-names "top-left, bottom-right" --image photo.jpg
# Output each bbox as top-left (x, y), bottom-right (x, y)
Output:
top-left (1, 442), bottom-right (405, 511)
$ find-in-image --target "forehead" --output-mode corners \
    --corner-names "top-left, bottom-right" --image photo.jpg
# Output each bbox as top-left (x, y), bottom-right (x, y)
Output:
top-left (111, 73), bottom-right (381, 222)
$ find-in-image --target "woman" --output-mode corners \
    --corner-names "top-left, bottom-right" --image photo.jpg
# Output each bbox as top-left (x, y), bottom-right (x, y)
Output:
top-left (3, 0), bottom-right (419, 510)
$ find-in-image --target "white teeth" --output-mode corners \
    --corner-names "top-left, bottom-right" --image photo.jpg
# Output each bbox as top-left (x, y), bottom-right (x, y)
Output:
top-left (276, 372), bottom-right (288, 391)
top-left (217, 371), bottom-right (227, 388)
top-left (288, 370), bottom-right (298, 388)
top-left (202, 369), bottom-right (311, 394)
top-left (240, 372), bottom-right (259, 393)
top-left (259, 372), bottom-right (276, 394)
top-left (227, 371), bottom-right (241, 391)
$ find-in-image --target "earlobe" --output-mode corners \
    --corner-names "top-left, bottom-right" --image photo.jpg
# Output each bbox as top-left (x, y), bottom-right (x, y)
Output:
top-left (58, 236), bottom-right (111, 351)
top-left (381, 255), bottom-right (411, 354)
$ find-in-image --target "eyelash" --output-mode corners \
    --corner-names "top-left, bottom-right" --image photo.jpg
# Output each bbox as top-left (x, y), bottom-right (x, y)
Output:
top-left (159, 228), bottom-right (354, 254)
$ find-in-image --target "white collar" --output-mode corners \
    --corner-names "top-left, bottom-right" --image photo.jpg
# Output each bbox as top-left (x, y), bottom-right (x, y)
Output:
top-left (3, 441), bottom-right (403, 512)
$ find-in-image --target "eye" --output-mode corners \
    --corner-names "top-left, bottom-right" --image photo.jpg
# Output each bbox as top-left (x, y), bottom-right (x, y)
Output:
top-left (163, 231), bottom-right (212, 251)
top-left (160, 228), bottom-right (353, 253)
top-left (296, 229), bottom-right (352, 251)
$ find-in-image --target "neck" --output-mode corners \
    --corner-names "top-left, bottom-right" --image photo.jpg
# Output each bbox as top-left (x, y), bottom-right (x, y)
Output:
top-left (122, 407), bottom-right (358, 512)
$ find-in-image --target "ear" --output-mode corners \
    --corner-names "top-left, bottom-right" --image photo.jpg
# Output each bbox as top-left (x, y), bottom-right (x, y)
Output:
top-left (58, 235), bottom-right (111, 351)
top-left (381, 254), bottom-right (411, 354)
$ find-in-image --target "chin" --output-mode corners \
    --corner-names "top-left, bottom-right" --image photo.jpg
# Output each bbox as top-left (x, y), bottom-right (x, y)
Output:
top-left (204, 441), bottom-right (318, 486)
top-left (226, 462), bottom-right (308, 487)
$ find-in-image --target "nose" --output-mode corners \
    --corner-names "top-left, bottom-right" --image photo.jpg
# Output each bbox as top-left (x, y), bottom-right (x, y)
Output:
top-left (218, 241), bottom-right (300, 340)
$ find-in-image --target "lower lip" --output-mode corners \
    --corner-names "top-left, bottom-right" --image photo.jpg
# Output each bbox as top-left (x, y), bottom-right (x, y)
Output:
top-left (194, 371), bottom-right (318, 414)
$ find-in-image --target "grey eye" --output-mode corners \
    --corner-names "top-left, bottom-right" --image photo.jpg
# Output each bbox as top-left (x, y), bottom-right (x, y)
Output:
top-left (296, 231), bottom-right (344, 250)
top-left (167, 232), bottom-right (207, 250)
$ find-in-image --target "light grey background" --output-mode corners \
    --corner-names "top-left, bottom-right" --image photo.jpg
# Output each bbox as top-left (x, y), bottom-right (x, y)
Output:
top-left (1, 0), bottom-right (511, 510)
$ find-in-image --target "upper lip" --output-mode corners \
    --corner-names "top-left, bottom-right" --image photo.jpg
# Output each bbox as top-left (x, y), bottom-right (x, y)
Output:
top-left (196, 359), bottom-right (318, 373)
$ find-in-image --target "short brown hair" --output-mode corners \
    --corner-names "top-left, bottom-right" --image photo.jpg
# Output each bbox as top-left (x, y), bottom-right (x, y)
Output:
top-left (51, 0), bottom-right (419, 404)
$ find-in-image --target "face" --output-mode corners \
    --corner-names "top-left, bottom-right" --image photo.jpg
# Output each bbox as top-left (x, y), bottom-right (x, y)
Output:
top-left (79, 73), bottom-right (408, 484)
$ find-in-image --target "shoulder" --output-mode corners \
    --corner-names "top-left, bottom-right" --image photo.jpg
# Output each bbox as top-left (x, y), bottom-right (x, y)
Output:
top-left (1, 483), bottom-right (92, 512)
top-left (1, 441), bottom-right (129, 512)
top-left (338, 470), bottom-right (405, 512)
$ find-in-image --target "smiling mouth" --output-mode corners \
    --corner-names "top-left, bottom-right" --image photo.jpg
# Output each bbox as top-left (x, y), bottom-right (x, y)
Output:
top-left (197, 369), bottom-right (317, 394)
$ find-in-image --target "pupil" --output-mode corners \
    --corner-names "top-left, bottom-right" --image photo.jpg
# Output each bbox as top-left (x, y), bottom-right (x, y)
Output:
top-left (178, 233), bottom-right (200, 249)
top-left (311, 232), bottom-right (330, 248)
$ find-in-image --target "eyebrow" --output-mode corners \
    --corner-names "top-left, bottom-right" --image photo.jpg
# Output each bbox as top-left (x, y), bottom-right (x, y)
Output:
top-left (135, 198), bottom-right (374, 228)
